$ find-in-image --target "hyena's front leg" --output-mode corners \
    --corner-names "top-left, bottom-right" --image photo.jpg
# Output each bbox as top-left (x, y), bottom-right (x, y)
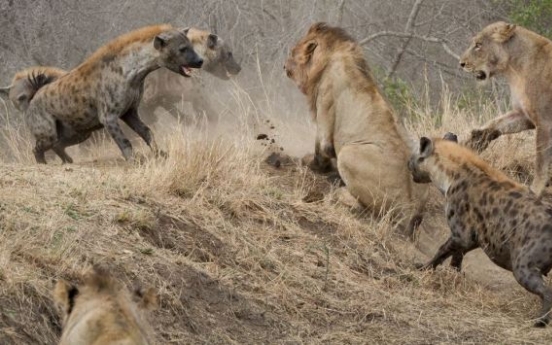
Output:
top-left (100, 113), bottom-right (133, 160)
top-left (121, 108), bottom-right (165, 157)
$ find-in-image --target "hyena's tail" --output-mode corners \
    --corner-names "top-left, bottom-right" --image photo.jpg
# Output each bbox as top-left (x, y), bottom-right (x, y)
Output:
top-left (26, 71), bottom-right (58, 102)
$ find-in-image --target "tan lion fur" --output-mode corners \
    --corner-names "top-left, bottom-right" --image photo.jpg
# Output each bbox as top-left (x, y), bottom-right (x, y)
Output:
top-left (285, 23), bottom-right (428, 236)
top-left (460, 21), bottom-right (552, 197)
top-left (53, 269), bottom-right (157, 345)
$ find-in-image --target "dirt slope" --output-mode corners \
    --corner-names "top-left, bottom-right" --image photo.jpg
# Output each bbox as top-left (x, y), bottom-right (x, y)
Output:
top-left (0, 126), bottom-right (551, 345)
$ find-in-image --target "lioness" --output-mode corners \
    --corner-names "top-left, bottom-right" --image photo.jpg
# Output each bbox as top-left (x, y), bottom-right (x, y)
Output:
top-left (53, 269), bottom-right (157, 344)
top-left (460, 22), bottom-right (552, 196)
top-left (285, 23), bottom-right (427, 236)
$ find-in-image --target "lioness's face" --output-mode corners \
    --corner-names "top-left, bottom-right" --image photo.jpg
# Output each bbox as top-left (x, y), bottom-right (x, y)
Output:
top-left (459, 22), bottom-right (516, 81)
top-left (284, 32), bottom-right (318, 94)
top-left (154, 29), bottom-right (204, 78)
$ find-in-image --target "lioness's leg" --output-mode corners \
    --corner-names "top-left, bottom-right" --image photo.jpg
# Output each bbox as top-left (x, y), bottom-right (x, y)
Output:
top-left (532, 125), bottom-right (552, 196)
top-left (465, 110), bottom-right (534, 152)
top-left (121, 108), bottom-right (163, 156)
top-left (100, 113), bottom-right (133, 160)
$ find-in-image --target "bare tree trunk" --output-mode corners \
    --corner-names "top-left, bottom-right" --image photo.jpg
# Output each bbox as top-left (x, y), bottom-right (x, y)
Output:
top-left (336, 0), bottom-right (346, 25)
top-left (387, 0), bottom-right (425, 79)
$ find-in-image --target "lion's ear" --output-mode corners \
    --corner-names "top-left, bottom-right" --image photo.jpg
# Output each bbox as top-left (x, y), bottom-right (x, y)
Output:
top-left (53, 280), bottom-right (79, 315)
top-left (492, 23), bottom-right (516, 43)
top-left (308, 22), bottom-right (328, 34)
top-left (304, 40), bottom-right (318, 55)
top-left (419, 137), bottom-right (434, 158)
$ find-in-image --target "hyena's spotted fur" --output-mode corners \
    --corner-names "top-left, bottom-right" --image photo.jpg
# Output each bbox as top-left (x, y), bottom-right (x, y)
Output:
top-left (410, 134), bottom-right (552, 327)
top-left (25, 24), bottom-right (203, 163)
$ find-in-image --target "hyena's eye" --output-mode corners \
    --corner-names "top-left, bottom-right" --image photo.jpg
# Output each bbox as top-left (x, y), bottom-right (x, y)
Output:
top-left (474, 42), bottom-right (482, 51)
top-left (417, 157), bottom-right (425, 163)
top-left (179, 47), bottom-right (188, 53)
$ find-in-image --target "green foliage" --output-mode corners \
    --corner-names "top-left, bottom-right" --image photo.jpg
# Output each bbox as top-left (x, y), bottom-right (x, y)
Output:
top-left (372, 66), bottom-right (418, 116)
top-left (507, 0), bottom-right (552, 37)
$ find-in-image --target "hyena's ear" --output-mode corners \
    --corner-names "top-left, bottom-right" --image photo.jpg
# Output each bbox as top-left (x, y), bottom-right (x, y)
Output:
top-left (207, 34), bottom-right (219, 49)
top-left (180, 27), bottom-right (190, 36)
top-left (443, 132), bottom-right (458, 143)
top-left (154, 32), bottom-right (172, 50)
top-left (53, 280), bottom-right (79, 315)
top-left (419, 137), bottom-right (434, 158)
top-left (492, 22), bottom-right (516, 43)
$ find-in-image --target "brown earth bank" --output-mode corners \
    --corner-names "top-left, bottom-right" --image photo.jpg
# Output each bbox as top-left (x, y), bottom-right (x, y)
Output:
top-left (1, 131), bottom-right (552, 345)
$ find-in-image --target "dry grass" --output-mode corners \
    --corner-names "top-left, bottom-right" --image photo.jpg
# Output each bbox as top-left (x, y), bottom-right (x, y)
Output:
top-left (0, 84), bottom-right (551, 345)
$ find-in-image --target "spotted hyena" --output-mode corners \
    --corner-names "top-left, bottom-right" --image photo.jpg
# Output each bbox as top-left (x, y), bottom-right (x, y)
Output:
top-left (25, 24), bottom-right (203, 163)
top-left (140, 27), bottom-right (241, 124)
top-left (409, 133), bottom-right (552, 327)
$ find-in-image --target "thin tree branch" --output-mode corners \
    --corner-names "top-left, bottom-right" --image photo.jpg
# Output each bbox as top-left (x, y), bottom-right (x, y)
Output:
top-left (387, 0), bottom-right (425, 79)
top-left (359, 31), bottom-right (460, 60)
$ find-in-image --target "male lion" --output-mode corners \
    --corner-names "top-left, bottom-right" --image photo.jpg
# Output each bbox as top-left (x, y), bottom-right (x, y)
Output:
top-left (140, 27), bottom-right (242, 124)
top-left (53, 269), bottom-right (157, 345)
top-left (25, 24), bottom-right (203, 163)
top-left (0, 66), bottom-right (66, 112)
top-left (284, 23), bottom-right (428, 236)
top-left (460, 22), bottom-right (552, 196)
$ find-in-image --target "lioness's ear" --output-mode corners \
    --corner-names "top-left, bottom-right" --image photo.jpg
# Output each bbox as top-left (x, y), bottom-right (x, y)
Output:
top-left (443, 132), bottom-right (458, 143)
top-left (154, 32), bottom-right (171, 50)
top-left (492, 22), bottom-right (516, 43)
top-left (304, 40), bottom-right (318, 55)
top-left (207, 34), bottom-right (218, 49)
top-left (53, 280), bottom-right (79, 315)
top-left (419, 137), bottom-right (434, 158)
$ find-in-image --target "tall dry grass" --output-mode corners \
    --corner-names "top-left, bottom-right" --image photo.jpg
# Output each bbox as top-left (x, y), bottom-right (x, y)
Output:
top-left (0, 79), bottom-right (548, 344)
